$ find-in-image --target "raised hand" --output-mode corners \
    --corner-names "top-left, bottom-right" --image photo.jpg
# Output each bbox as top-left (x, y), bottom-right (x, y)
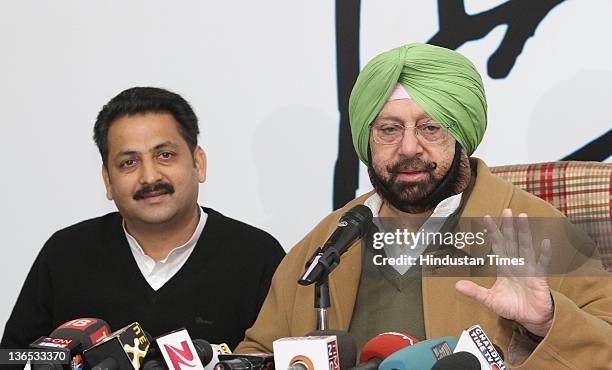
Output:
top-left (455, 208), bottom-right (554, 337)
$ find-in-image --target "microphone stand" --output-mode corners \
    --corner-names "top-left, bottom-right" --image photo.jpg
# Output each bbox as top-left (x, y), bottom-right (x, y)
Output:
top-left (299, 205), bottom-right (373, 331)
top-left (299, 247), bottom-right (338, 331)
top-left (315, 278), bottom-right (330, 330)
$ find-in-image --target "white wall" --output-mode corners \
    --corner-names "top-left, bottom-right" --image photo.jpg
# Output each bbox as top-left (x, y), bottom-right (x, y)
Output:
top-left (1, 0), bottom-right (610, 337)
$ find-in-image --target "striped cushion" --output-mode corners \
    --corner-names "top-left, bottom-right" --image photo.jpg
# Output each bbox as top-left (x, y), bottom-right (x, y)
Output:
top-left (491, 161), bottom-right (612, 271)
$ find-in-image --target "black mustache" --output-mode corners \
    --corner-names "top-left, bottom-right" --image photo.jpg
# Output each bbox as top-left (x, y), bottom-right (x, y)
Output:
top-left (387, 158), bottom-right (437, 173)
top-left (133, 182), bottom-right (175, 200)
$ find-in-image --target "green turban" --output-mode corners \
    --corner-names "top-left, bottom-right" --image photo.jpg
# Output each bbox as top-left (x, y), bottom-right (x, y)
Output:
top-left (349, 43), bottom-right (487, 164)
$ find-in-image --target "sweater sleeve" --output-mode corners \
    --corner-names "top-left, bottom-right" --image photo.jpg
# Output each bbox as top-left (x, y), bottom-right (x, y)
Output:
top-left (254, 240), bottom-right (286, 314)
top-left (510, 270), bottom-right (612, 368)
top-left (235, 226), bottom-right (321, 354)
top-left (235, 249), bottom-right (294, 353)
top-left (1, 239), bottom-right (55, 351)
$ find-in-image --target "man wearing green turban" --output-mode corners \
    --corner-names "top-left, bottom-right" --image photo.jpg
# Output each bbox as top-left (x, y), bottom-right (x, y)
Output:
top-left (237, 44), bottom-right (611, 369)
top-left (350, 43), bottom-right (486, 215)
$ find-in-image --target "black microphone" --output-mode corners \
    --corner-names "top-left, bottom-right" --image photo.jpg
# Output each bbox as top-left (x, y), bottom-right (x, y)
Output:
top-left (141, 359), bottom-right (166, 370)
top-left (214, 353), bottom-right (274, 370)
top-left (193, 339), bottom-right (215, 365)
top-left (91, 357), bottom-right (119, 370)
top-left (299, 205), bottom-right (373, 285)
top-left (431, 352), bottom-right (480, 370)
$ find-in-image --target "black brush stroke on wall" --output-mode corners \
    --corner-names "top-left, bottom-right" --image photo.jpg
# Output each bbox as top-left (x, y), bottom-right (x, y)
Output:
top-left (333, 0), bottom-right (605, 209)
top-left (333, 0), bottom-right (361, 209)
top-left (562, 129), bottom-right (612, 161)
top-left (429, 0), bottom-right (564, 78)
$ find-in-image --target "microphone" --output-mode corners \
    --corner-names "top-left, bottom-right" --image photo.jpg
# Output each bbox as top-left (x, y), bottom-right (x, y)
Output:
top-left (141, 359), bottom-right (166, 370)
top-left (353, 332), bottom-right (419, 370)
top-left (273, 330), bottom-right (356, 370)
top-left (141, 332), bottom-right (229, 370)
top-left (213, 353), bottom-right (274, 370)
top-left (91, 357), bottom-right (119, 370)
top-left (152, 328), bottom-right (211, 370)
top-left (378, 336), bottom-right (458, 370)
top-left (299, 205), bottom-right (373, 285)
top-left (142, 339), bottom-right (214, 370)
top-left (29, 317), bottom-right (111, 370)
top-left (453, 324), bottom-right (507, 370)
top-left (83, 322), bottom-right (151, 370)
top-left (431, 352), bottom-right (481, 370)
top-left (194, 339), bottom-right (215, 366)
top-left (204, 343), bottom-right (233, 370)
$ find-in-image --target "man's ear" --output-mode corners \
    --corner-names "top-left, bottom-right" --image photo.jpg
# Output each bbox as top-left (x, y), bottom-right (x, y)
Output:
top-left (194, 146), bottom-right (207, 183)
top-left (102, 165), bottom-right (113, 200)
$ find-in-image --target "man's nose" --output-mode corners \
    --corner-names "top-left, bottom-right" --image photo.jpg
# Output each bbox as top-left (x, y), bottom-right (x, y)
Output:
top-left (139, 159), bottom-right (163, 185)
top-left (397, 128), bottom-right (424, 157)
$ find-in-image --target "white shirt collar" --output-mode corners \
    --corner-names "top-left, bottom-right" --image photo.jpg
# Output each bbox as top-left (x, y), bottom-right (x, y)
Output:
top-left (363, 192), bottom-right (462, 219)
top-left (363, 192), bottom-right (463, 274)
top-left (122, 207), bottom-right (208, 290)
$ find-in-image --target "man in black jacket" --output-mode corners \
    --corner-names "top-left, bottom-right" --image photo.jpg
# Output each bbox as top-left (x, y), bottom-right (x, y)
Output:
top-left (2, 87), bottom-right (285, 352)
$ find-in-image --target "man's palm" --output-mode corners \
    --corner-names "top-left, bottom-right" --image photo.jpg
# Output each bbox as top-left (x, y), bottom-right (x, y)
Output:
top-left (455, 210), bottom-right (554, 336)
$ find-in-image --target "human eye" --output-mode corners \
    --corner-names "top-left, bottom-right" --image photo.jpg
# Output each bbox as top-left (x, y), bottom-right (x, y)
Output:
top-left (120, 158), bottom-right (137, 168)
top-left (158, 151), bottom-right (175, 161)
top-left (419, 122), bottom-right (441, 133)
top-left (378, 124), bottom-right (402, 134)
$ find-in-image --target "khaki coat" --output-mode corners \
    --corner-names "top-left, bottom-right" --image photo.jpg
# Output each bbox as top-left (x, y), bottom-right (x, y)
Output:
top-left (236, 159), bottom-right (612, 369)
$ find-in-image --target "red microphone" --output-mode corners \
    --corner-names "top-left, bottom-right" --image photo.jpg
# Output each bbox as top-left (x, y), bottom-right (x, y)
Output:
top-left (355, 332), bottom-right (419, 370)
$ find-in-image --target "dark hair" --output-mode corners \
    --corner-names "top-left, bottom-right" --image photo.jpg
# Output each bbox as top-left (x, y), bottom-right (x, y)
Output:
top-left (93, 87), bottom-right (199, 165)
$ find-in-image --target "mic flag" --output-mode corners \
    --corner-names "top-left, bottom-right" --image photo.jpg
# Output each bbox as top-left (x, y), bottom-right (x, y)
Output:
top-left (273, 335), bottom-right (341, 370)
top-left (30, 317), bottom-right (111, 370)
top-left (306, 330), bottom-right (357, 370)
top-left (83, 322), bottom-right (150, 370)
top-left (453, 324), bottom-right (507, 370)
top-left (155, 328), bottom-right (206, 370)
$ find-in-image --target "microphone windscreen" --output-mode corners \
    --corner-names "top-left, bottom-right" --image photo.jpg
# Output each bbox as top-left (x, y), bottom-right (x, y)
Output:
top-left (431, 352), bottom-right (480, 370)
top-left (142, 359), bottom-right (166, 370)
top-left (359, 332), bottom-right (419, 363)
top-left (379, 337), bottom-right (457, 370)
top-left (345, 205), bottom-right (373, 223)
top-left (193, 339), bottom-right (214, 365)
top-left (307, 330), bottom-right (357, 370)
top-left (91, 357), bottom-right (119, 370)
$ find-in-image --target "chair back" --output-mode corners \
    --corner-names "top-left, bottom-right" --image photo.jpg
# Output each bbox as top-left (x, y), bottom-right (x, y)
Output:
top-left (491, 161), bottom-right (611, 271)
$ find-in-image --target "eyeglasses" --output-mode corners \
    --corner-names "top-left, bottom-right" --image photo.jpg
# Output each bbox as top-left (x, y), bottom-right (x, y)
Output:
top-left (370, 121), bottom-right (452, 145)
